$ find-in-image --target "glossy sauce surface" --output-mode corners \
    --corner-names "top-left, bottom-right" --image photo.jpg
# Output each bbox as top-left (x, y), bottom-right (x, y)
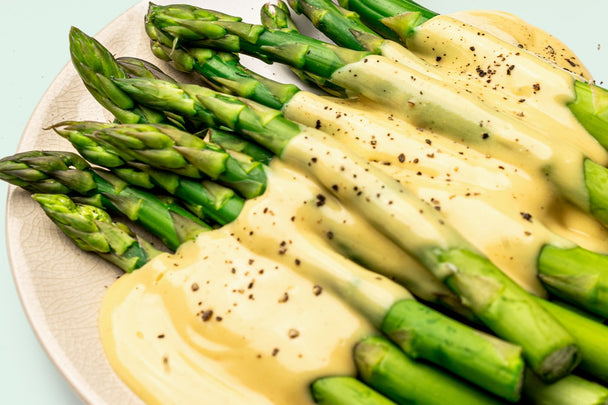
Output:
top-left (99, 10), bottom-right (608, 404)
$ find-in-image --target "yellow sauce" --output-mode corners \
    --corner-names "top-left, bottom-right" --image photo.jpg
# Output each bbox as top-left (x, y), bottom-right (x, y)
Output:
top-left (100, 161), bottom-right (408, 405)
top-left (99, 10), bottom-right (608, 405)
top-left (283, 92), bottom-right (608, 293)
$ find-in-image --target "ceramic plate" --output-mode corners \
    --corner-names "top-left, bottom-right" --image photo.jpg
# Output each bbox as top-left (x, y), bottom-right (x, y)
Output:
top-left (5, 1), bottom-right (606, 404)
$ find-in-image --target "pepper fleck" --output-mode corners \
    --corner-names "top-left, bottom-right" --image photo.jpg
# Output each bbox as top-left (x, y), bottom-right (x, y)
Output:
top-left (201, 310), bottom-right (214, 322)
top-left (313, 285), bottom-right (323, 296)
top-left (520, 212), bottom-right (533, 222)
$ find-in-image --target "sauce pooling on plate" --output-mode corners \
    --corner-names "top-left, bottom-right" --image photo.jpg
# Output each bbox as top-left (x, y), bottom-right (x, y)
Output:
top-left (99, 10), bottom-right (608, 404)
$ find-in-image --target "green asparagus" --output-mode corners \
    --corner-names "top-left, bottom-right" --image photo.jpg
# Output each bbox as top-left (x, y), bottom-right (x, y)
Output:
top-left (334, 0), bottom-right (608, 151)
top-left (69, 26), bottom-right (185, 129)
top-left (311, 376), bottom-right (398, 405)
top-left (0, 151), bottom-right (209, 250)
top-left (31, 193), bottom-right (161, 273)
top-left (144, 4), bottom-right (608, 232)
top-left (145, 22), bottom-right (300, 109)
top-left (354, 335), bottom-right (506, 405)
top-left (522, 369), bottom-right (608, 405)
top-left (53, 120), bottom-right (267, 199)
top-left (53, 123), bottom-right (245, 225)
top-left (259, 1), bottom-right (352, 97)
top-left (63, 19), bottom-right (608, 401)
top-left (53, 120), bottom-right (526, 397)
top-left (110, 72), bottom-right (579, 382)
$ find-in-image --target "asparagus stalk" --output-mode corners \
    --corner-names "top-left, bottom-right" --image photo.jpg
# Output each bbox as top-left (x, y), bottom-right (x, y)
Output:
top-left (145, 4), bottom-right (372, 79)
top-left (259, 1), bottom-right (352, 98)
top-left (381, 299), bottom-right (523, 401)
top-left (337, 0), bottom-right (435, 42)
top-left (523, 369), bottom-right (608, 405)
top-left (31, 193), bottom-right (161, 273)
top-left (538, 299), bottom-right (608, 382)
top-left (205, 127), bottom-right (274, 165)
top-left (69, 26), bottom-right (186, 129)
top-left (145, 2), bottom-right (351, 103)
top-left (286, 0), bottom-right (377, 51)
top-left (125, 162), bottom-right (245, 226)
top-left (0, 151), bottom-right (209, 250)
top-left (569, 81), bottom-right (608, 151)
top-left (354, 335), bottom-right (506, 405)
top-left (53, 123), bottom-right (245, 226)
top-left (110, 73), bottom-right (579, 382)
top-left (311, 376), bottom-right (398, 405)
top-left (144, 6), bottom-right (608, 231)
top-left (145, 17), bottom-right (300, 110)
top-left (52, 121), bottom-right (267, 199)
top-left (58, 117), bottom-right (526, 396)
top-left (335, 0), bottom-right (608, 152)
top-left (538, 244), bottom-right (608, 318)
top-left (97, 36), bottom-right (608, 317)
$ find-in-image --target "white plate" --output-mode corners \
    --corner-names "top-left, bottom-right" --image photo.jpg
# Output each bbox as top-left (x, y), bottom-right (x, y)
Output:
top-left (5, 1), bottom-right (607, 404)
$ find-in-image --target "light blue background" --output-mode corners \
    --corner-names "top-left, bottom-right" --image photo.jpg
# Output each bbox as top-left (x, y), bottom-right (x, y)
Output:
top-left (0, 1), bottom-right (605, 404)
top-left (0, 2), bottom-right (139, 403)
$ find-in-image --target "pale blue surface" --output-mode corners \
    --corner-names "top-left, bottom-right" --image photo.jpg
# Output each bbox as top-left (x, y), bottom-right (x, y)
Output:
top-left (0, 1), bottom-right (605, 404)
top-left (0, 2), bottom-right (139, 403)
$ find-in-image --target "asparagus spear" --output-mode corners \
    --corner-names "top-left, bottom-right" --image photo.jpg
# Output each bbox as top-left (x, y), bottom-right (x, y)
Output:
top-left (145, 2), bottom-right (350, 103)
top-left (286, 0), bottom-right (377, 51)
top-left (381, 299), bottom-right (523, 401)
top-left (354, 335), bottom-right (506, 405)
top-left (31, 193), bottom-right (161, 273)
top-left (52, 121), bottom-right (267, 199)
top-left (205, 127), bottom-right (274, 165)
top-left (110, 72), bottom-right (579, 382)
top-left (53, 123), bottom-right (245, 226)
top-left (538, 245), bottom-right (608, 318)
top-left (58, 117), bottom-right (526, 396)
top-left (538, 299), bottom-right (608, 383)
top-left (0, 151), bottom-right (209, 250)
top-left (286, 0), bottom-right (379, 51)
top-left (523, 369), bottom-right (608, 405)
top-left (336, 0), bottom-right (435, 42)
top-left (69, 26), bottom-right (186, 129)
top-left (259, 1), bottom-right (353, 98)
top-left (311, 376), bottom-right (398, 405)
top-left (334, 0), bottom-right (608, 151)
top-left (144, 6), bottom-right (608, 230)
top-left (356, 335), bottom-right (608, 405)
top-left (86, 33), bottom-right (608, 317)
top-left (145, 20), bottom-right (300, 110)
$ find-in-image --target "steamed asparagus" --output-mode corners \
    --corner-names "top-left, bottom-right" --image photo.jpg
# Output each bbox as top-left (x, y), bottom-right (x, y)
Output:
top-left (0, 151), bottom-right (209, 250)
top-left (144, 4), bottom-right (608, 231)
top-left (334, 0), bottom-right (608, 151)
top-left (32, 193), bottom-right (161, 272)
top-left (108, 72), bottom-right (578, 382)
